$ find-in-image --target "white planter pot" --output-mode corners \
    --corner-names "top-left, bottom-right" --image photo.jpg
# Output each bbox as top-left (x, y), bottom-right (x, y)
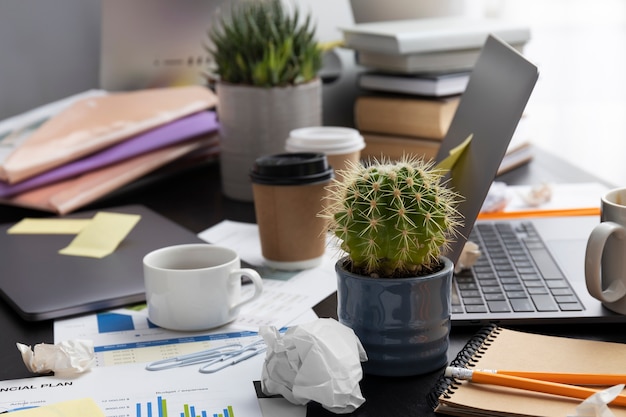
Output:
top-left (217, 79), bottom-right (322, 201)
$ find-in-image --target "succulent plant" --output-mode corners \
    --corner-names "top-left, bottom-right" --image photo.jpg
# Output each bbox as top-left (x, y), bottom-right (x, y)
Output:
top-left (207, 0), bottom-right (322, 87)
top-left (324, 156), bottom-right (463, 278)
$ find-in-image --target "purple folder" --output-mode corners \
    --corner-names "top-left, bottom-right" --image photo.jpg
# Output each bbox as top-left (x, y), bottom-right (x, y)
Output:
top-left (0, 111), bottom-right (219, 197)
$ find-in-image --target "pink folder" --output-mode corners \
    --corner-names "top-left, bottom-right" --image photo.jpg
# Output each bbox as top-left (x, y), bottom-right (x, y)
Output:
top-left (0, 86), bottom-right (218, 184)
top-left (0, 111), bottom-right (219, 198)
top-left (0, 134), bottom-right (219, 214)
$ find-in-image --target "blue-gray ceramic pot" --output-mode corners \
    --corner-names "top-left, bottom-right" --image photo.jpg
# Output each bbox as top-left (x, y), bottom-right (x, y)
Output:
top-left (335, 256), bottom-right (453, 376)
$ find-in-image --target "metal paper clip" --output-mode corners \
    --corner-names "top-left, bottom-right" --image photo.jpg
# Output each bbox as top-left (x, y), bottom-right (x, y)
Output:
top-left (145, 343), bottom-right (243, 371)
top-left (199, 340), bottom-right (267, 374)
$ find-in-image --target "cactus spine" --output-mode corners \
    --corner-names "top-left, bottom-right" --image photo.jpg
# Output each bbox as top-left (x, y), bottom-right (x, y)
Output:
top-left (325, 156), bottom-right (462, 278)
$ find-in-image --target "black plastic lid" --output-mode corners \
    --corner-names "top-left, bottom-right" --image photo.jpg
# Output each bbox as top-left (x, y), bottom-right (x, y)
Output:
top-left (250, 152), bottom-right (333, 186)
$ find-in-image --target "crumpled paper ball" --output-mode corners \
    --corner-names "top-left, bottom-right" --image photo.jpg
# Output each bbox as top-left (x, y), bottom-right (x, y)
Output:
top-left (455, 241), bottom-right (481, 273)
top-left (569, 384), bottom-right (625, 417)
top-left (17, 339), bottom-right (95, 376)
top-left (259, 318), bottom-right (367, 414)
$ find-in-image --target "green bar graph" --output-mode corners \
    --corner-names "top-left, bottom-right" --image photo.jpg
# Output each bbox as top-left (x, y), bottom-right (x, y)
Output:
top-left (161, 397), bottom-right (168, 417)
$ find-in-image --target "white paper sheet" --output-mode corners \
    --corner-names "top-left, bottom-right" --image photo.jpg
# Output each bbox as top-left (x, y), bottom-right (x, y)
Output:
top-left (0, 357), bottom-right (264, 417)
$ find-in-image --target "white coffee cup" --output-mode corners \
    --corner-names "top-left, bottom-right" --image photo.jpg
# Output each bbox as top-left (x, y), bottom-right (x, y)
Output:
top-left (143, 244), bottom-right (263, 331)
top-left (585, 187), bottom-right (626, 315)
top-left (285, 126), bottom-right (365, 181)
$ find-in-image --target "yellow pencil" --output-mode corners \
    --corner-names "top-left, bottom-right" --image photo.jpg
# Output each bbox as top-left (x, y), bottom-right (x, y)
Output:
top-left (483, 369), bottom-right (626, 386)
top-left (445, 367), bottom-right (626, 406)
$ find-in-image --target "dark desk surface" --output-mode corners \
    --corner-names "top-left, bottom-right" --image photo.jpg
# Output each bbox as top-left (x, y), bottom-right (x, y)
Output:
top-left (0, 147), bottom-right (624, 417)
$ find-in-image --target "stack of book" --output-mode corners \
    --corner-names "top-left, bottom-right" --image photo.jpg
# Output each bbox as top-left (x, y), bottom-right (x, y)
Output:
top-left (340, 16), bottom-right (533, 172)
top-left (0, 86), bottom-right (220, 214)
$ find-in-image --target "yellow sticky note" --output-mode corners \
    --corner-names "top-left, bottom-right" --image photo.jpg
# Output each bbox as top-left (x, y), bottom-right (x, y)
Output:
top-left (7, 218), bottom-right (91, 234)
top-left (434, 133), bottom-right (473, 173)
top-left (10, 398), bottom-right (104, 416)
top-left (58, 212), bottom-right (141, 259)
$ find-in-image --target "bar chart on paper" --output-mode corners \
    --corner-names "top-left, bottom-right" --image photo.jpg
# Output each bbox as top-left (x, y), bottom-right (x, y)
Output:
top-left (0, 360), bottom-right (264, 417)
top-left (1, 395), bottom-right (245, 417)
top-left (135, 395), bottom-right (235, 417)
top-left (0, 398), bottom-right (238, 417)
top-left (2, 389), bottom-right (256, 417)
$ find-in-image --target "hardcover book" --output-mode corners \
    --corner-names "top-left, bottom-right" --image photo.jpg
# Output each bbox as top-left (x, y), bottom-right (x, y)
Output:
top-left (355, 43), bottom-right (526, 73)
top-left (358, 71), bottom-right (471, 97)
top-left (361, 133), bottom-right (440, 161)
top-left (341, 16), bottom-right (531, 55)
top-left (354, 95), bottom-right (460, 139)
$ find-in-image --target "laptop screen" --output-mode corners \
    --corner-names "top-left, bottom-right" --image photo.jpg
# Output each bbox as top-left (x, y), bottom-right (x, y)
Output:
top-left (436, 35), bottom-right (539, 264)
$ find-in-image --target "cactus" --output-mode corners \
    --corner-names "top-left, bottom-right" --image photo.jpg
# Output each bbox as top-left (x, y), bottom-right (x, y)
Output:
top-left (324, 156), bottom-right (463, 278)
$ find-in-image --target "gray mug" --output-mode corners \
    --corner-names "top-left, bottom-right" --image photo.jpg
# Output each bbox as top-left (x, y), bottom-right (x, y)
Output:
top-left (585, 187), bottom-right (626, 315)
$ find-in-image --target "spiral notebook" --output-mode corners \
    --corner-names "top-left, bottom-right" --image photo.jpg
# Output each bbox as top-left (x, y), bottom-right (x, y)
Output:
top-left (429, 325), bottom-right (626, 417)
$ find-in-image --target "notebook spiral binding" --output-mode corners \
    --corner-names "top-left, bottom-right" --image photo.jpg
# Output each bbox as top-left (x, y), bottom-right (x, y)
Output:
top-left (427, 323), bottom-right (502, 410)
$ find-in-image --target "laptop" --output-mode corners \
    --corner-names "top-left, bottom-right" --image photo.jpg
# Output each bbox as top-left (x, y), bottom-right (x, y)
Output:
top-left (0, 205), bottom-right (205, 321)
top-left (99, 0), bottom-right (229, 91)
top-left (438, 35), bottom-right (623, 325)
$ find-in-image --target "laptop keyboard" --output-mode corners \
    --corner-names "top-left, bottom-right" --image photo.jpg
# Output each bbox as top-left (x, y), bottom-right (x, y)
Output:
top-left (452, 222), bottom-right (583, 314)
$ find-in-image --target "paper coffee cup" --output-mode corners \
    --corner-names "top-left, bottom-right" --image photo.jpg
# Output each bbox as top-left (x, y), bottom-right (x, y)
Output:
top-left (250, 153), bottom-right (333, 270)
top-left (285, 127), bottom-right (365, 178)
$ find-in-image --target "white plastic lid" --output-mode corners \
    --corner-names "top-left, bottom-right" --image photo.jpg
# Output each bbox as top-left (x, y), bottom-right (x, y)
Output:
top-left (285, 126), bottom-right (365, 155)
